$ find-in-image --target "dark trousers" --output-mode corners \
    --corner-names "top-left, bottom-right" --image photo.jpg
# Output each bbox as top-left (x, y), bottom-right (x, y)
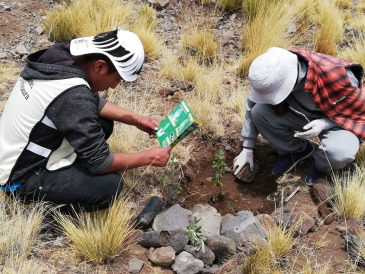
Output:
top-left (11, 118), bottom-right (123, 213)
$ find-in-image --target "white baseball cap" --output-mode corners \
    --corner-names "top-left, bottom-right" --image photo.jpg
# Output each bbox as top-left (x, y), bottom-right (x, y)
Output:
top-left (70, 27), bottom-right (145, 82)
top-left (248, 47), bottom-right (298, 105)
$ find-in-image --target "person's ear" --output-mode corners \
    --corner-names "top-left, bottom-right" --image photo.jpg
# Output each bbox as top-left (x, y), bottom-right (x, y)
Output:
top-left (94, 60), bottom-right (109, 75)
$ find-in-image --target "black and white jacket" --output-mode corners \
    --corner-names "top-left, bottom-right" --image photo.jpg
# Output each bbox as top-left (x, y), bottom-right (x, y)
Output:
top-left (0, 44), bottom-right (114, 185)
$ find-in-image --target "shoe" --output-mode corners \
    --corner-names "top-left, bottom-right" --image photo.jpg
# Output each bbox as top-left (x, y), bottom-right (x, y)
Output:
top-left (272, 142), bottom-right (315, 175)
top-left (305, 157), bottom-right (327, 186)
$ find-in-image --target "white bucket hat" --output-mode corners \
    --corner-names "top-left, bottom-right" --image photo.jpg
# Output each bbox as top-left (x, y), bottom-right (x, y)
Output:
top-left (70, 27), bottom-right (144, 82)
top-left (248, 47), bottom-right (298, 105)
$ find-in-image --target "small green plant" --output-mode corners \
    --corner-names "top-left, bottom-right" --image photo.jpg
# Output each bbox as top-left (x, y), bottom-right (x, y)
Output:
top-left (211, 149), bottom-right (227, 201)
top-left (184, 216), bottom-right (206, 253)
top-left (157, 154), bottom-right (182, 193)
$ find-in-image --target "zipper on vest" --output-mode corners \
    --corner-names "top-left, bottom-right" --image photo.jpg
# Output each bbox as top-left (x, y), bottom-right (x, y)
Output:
top-left (332, 96), bottom-right (346, 105)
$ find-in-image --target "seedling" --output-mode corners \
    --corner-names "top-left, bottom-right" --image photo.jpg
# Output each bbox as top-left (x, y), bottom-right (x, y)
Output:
top-left (211, 149), bottom-right (227, 202)
top-left (157, 154), bottom-right (182, 193)
top-left (184, 216), bottom-right (206, 253)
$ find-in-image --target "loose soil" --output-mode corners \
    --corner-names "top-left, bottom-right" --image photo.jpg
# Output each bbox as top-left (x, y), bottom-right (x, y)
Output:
top-left (0, 0), bottom-right (363, 273)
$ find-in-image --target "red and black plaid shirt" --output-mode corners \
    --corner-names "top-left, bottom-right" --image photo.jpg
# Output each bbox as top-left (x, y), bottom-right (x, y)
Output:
top-left (291, 49), bottom-right (365, 139)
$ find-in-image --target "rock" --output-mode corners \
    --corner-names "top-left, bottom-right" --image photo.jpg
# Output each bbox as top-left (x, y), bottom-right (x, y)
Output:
top-left (206, 234), bottom-right (236, 260)
top-left (318, 204), bottom-right (335, 225)
top-left (0, 52), bottom-right (7, 59)
top-left (35, 25), bottom-right (44, 35)
top-left (312, 178), bottom-right (333, 205)
top-left (234, 163), bottom-right (260, 183)
top-left (185, 244), bottom-right (215, 266)
top-left (273, 211), bottom-right (295, 229)
top-left (136, 231), bottom-right (163, 247)
top-left (171, 251), bottom-right (204, 274)
top-left (137, 196), bottom-right (163, 228)
top-left (128, 257), bottom-right (144, 274)
top-left (201, 265), bottom-right (219, 274)
top-left (153, 204), bottom-right (191, 232)
top-left (168, 229), bottom-right (189, 253)
top-left (15, 44), bottom-right (28, 56)
top-left (171, 79), bottom-right (194, 91)
top-left (256, 214), bottom-right (276, 232)
top-left (297, 217), bottom-right (315, 236)
top-left (148, 0), bottom-right (170, 10)
top-left (190, 204), bottom-right (221, 238)
top-left (36, 38), bottom-right (51, 49)
top-left (161, 23), bottom-right (173, 31)
top-left (159, 87), bottom-right (175, 97)
top-left (148, 246), bottom-right (175, 267)
top-left (221, 210), bottom-right (268, 246)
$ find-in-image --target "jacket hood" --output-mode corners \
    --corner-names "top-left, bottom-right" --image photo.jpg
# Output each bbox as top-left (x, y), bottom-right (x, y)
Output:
top-left (20, 43), bottom-right (89, 82)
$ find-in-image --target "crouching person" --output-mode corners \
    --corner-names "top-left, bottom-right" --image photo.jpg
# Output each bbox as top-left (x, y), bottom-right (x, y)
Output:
top-left (234, 47), bottom-right (364, 185)
top-left (0, 27), bottom-right (171, 212)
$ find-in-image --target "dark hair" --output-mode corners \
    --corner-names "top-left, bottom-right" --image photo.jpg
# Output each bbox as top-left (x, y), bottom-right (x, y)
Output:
top-left (81, 53), bottom-right (117, 74)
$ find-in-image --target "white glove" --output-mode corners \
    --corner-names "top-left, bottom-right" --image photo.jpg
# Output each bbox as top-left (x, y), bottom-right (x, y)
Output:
top-left (294, 119), bottom-right (327, 139)
top-left (233, 148), bottom-right (254, 175)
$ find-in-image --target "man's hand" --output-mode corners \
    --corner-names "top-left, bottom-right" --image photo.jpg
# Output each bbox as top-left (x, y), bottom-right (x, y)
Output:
top-left (294, 119), bottom-right (327, 139)
top-left (136, 116), bottom-right (159, 138)
top-left (233, 148), bottom-right (254, 175)
top-left (146, 147), bottom-right (172, 167)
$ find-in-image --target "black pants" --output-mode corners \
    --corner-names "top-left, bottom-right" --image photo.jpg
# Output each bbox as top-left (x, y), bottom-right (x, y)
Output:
top-left (11, 118), bottom-right (123, 213)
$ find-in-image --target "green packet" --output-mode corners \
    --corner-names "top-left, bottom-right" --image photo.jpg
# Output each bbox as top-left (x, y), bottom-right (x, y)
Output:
top-left (156, 100), bottom-right (203, 147)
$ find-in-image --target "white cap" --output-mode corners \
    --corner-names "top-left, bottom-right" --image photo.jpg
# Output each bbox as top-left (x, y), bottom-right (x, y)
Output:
top-left (70, 27), bottom-right (144, 82)
top-left (248, 47), bottom-right (298, 105)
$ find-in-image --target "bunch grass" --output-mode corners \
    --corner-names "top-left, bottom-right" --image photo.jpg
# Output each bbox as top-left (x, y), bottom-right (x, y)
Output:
top-left (332, 164), bottom-right (365, 220)
top-left (55, 195), bottom-right (135, 264)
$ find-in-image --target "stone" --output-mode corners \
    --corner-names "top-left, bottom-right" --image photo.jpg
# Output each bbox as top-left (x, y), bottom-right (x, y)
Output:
top-left (137, 196), bottom-right (163, 228)
top-left (128, 257), bottom-right (144, 274)
top-left (15, 44), bottom-right (28, 56)
top-left (318, 204), bottom-right (335, 225)
top-left (36, 39), bottom-right (51, 49)
top-left (206, 234), bottom-right (236, 260)
top-left (153, 204), bottom-right (191, 232)
top-left (312, 178), bottom-right (333, 205)
top-left (159, 87), bottom-right (174, 97)
top-left (255, 214), bottom-right (276, 232)
top-left (168, 229), bottom-right (189, 253)
top-left (234, 163), bottom-right (260, 183)
top-left (171, 79), bottom-right (194, 91)
top-left (201, 265), bottom-right (219, 274)
top-left (191, 204), bottom-right (221, 238)
top-left (185, 244), bottom-right (215, 266)
top-left (171, 251), bottom-right (204, 274)
top-left (35, 25), bottom-right (44, 35)
top-left (136, 231), bottom-right (163, 247)
top-left (221, 210), bottom-right (268, 245)
top-left (148, 246), bottom-right (175, 267)
top-left (297, 217), bottom-right (315, 236)
top-left (0, 52), bottom-right (7, 59)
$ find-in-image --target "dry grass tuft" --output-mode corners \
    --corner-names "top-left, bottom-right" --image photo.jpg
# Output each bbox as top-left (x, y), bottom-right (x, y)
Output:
top-left (219, 0), bottom-right (243, 10)
top-left (268, 224), bottom-right (297, 258)
top-left (133, 26), bottom-right (163, 61)
top-left (55, 196), bottom-right (135, 264)
top-left (332, 164), bottom-right (365, 220)
top-left (238, 0), bottom-right (304, 77)
top-left (181, 27), bottom-right (218, 64)
top-left (0, 193), bottom-right (47, 265)
top-left (313, 0), bottom-right (343, 55)
top-left (44, 0), bottom-right (134, 42)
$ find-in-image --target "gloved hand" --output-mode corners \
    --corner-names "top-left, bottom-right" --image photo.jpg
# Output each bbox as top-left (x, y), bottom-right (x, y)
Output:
top-left (233, 148), bottom-right (254, 175)
top-left (294, 119), bottom-right (327, 139)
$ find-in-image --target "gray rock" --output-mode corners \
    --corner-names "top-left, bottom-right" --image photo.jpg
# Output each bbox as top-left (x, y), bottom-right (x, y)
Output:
top-left (161, 23), bottom-right (173, 31)
top-left (15, 44), bottom-right (28, 56)
top-left (153, 204), bottom-right (191, 232)
top-left (128, 257), bottom-right (144, 274)
top-left (185, 244), bottom-right (215, 266)
top-left (172, 251), bottom-right (204, 274)
top-left (221, 210), bottom-right (268, 245)
top-left (0, 52), bottom-right (7, 59)
top-left (206, 234), bottom-right (236, 260)
top-left (136, 231), bottom-right (163, 247)
top-left (191, 204), bottom-right (221, 238)
top-left (234, 163), bottom-right (260, 183)
top-left (201, 265), bottom-right (219, 274)
top-left (168, 229), bottom-right (189, 253)
top-left (148, 246), bottom-right (175, 267)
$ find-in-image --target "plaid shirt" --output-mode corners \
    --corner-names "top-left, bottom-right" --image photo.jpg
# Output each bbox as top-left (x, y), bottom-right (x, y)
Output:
top-left (291, 49), bottom-right (365, 139)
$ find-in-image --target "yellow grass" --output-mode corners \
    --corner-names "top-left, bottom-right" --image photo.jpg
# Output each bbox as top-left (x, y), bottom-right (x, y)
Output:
top-left (335, 0), bottom-right (351, 9)
top-left (55, 196), bottom-right (135, 264)
top-left (181, 27), bottom-right (218, 64)
top-left (219, 0), bottom-right (243, 10)
top-left (133, 26), bottom-right (163, 61)
top-left (238, 0), bottom-right (304, 77)
top-left (313, 0), bottom-right (343, 55)
top-left (0, 193), bottom-right (46, 265)
top-left (332, 164), bottom-right (365, 220)
top-left (268, 225), bottom-right (297, 258)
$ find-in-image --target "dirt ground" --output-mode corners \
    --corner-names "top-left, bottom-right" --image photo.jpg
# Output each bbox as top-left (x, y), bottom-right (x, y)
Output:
top-left (0, 0), bottom-right (363, 273)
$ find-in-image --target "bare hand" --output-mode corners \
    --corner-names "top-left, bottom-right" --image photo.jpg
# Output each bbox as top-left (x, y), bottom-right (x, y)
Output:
top-left (136, 116), bottom-right (159, 138)
top-left (147, 146), bottom-right (172, 167)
